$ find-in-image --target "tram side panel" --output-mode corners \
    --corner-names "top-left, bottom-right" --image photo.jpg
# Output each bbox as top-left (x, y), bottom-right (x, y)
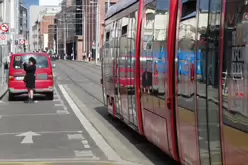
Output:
top-left (221, 1), bottom-right (248, 164)
top-left (140, 0), bottom-right (179, 160)
top-left (103, 23), bottom-right (116, 114)
top-left (174, 0), bottom-right (200, 164)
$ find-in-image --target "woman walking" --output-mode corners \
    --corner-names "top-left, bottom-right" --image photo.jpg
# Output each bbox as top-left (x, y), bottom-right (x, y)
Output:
top-left (23, 57), bottom-right (36, 103)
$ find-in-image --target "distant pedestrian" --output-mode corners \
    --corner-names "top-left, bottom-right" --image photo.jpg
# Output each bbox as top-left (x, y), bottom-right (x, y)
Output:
top-left (88, 51), bottom-right (92, 61)
top-left (23, 57), bottom-right (36, 103)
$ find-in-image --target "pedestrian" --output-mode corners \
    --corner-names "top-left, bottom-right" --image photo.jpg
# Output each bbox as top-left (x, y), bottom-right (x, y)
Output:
top-left (23, 57), bottom-right (36, 103)
top-left (88, 51), bottom-right (92, 61)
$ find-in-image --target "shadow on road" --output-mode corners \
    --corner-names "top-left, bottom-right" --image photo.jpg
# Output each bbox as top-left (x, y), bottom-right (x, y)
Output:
top-left (94, 106), bottom-right (180, 165)
top-left (8, 94), bottom-right (49, 102)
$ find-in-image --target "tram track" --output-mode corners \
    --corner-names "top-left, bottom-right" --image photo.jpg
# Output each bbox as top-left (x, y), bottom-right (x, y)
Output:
top-left (60, 61), bottom-right (101, 86)
top-left (71, 61), bottom-right (101, 76)
top-left (56, 61), bottom-right (104, 105)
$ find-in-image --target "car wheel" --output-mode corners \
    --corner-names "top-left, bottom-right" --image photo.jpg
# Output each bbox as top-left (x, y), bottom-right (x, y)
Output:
top-left (8, 92), bottom-right (14, 101)
top-left (47, 92), bottom-right (54, 100)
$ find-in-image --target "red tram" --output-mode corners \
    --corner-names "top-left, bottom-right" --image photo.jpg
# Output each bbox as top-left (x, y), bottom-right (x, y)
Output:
top-left (101, 0), bottom-right (248, 164)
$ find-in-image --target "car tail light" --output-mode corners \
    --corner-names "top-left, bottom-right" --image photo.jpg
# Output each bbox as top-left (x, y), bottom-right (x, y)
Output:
top-left (9, 75), bottom-right (14, 81)
top-left (48, 73), bottom-right (53, 80)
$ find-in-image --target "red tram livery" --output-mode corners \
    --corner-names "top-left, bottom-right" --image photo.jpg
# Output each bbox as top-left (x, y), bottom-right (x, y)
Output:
top-left (101, 0), bottom-right (248, 164)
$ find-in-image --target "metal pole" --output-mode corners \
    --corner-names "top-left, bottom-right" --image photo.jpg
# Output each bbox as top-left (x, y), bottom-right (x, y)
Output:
top-left (88, 3), bottom-right (90, 58)
top-left (95, 4), bottom-right (99, 64)
top-left (63, 13), bottom-right (66, 59)
top-left (56, 21), bottom-right (59, 56)
top-left (83, 10), bottom-right (86, 59)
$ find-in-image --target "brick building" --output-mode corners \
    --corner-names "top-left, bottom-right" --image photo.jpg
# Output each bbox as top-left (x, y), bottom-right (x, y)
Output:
top-left (54, 0), bottom-right (119, 60)
top-left (81, 0), bottom-right (118, 60)
top-left (48, 24), bottom-right (56, 50)
top-left (39, 15), bottom-right (55, 51)
top-left (98, 0), bottom-right (119, 56)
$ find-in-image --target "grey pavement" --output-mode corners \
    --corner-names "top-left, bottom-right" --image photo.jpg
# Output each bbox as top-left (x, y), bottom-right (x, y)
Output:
top-left (59, 60), bottom-right (223, 164)
top-left (0, 59), bottom-right (179, 165)
top-left (0, 85), bottom-right (108, 164)
top-left (54, 60), bottom-right (178, 165)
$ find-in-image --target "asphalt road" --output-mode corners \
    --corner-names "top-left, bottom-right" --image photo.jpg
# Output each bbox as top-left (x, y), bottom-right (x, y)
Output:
top-left (0, 60), bottom-right (179, 165)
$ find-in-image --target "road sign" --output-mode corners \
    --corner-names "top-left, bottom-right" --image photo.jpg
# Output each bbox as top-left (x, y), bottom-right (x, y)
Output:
top-left (19, 39), bottom-right (24, 45)
top-left (0, 23), bottom-right (9, 33)
top-left (244, 13), bottom-right (248, 21)
top-left (0, 34), bottom-right (6, 40)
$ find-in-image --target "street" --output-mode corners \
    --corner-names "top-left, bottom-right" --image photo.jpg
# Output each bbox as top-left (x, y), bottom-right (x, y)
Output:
top-left (0, 60), bottom-right (178, 165)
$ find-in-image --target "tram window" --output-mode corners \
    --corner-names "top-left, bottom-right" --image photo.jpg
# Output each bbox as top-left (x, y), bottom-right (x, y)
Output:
top-left (153, 0), bottom-right (169, 96)
top-left (122, 25), bottom-right (127, 36)
top-left (141, 1), bottom-right (155, 94)
top-left (182, 0), bottom-right (196, 19)
top-left (106, 32), bottom-right (110, 41)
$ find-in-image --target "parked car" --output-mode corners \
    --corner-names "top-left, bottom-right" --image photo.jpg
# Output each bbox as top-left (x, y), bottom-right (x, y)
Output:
top-left (7, 53), bottom-right (55, 101)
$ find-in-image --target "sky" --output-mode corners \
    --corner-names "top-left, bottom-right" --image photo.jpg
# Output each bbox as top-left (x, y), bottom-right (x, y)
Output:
top-left (23, 0), bottom-right (39, 28)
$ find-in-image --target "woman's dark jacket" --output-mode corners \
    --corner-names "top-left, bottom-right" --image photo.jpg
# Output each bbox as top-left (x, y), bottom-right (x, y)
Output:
top-left (23, 63), bottom-right (36, 89)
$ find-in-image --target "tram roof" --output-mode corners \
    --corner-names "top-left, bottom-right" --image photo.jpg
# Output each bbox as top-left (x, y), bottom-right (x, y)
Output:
top-left (106, 0), bottom-right (138, 19)
top-left (106, 0), bottom-right (212, 20)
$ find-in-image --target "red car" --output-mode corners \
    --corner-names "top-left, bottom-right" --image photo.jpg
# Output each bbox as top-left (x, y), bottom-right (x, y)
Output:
top-left (7, 53), bottom-right (55, 101)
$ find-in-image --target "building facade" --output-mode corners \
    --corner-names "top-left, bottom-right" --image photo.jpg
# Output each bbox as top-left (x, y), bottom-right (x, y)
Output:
top-left (39, 14), bottom-right (55, 51)
top-left (29, 6), bottom-right (61, 51)
top-left (55, 0), bottom-right (77, 59)
top-left (54, 0), bottom-right (118, 60)
top-left (19, 1), bottom-right (28, 52)
top-left (83, 0), bottom-right (118, 61)
top-left (98, 0), bottom-right (118, 55)
top-left (48, 24), bottom-right (55, 50)
top-left (0, 0), bottom-right (19, 97)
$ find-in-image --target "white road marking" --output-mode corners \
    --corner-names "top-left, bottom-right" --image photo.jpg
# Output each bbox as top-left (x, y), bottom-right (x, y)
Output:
top-left (0, 158), bottom-right (111, 162)
top-left (81, 140), bottom-right (90, 148)
top-left (74, 150), bottom-right (97, 158)
top-left (16, 131), bottom-right (40, 144)
top-left (0, 113), bottom-right (59, 117)
top-left (56, 110), bottom-right (70, 115)
top-left (0, 130), bottom-right (82, 136)
top-left (55, 103), bottom-right (64, 106)
top-left (67, 134), bottom-right (84, 140)
top-left (84, 144), bottom-right (90, 148)
top-left (81, 140), bottom-right (88, 145)
top-left (58, 84), bottom-right (122, 161)
top-left (53, 98), bottom-right (61, 102)
top-left (199, 136), bottom-right (204, 140)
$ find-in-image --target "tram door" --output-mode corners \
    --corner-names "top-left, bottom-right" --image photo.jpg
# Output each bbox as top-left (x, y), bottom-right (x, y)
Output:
top-left (175, 0), bottom-right (223, 164)
top-left (119, 16), bottom-right (130, 121)
top-left (174, 1), bottom-right (200, 164)
top-left (113, 21), bottom-right (122, 116)
top-left (220, 1), bottom-right (248, 165)
top-left (102, 25), bottom-right (111, 107)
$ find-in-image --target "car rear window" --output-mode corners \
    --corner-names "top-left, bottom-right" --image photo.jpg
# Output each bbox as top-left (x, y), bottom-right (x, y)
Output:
top-left (13, 55), bottom-right (49, 69)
